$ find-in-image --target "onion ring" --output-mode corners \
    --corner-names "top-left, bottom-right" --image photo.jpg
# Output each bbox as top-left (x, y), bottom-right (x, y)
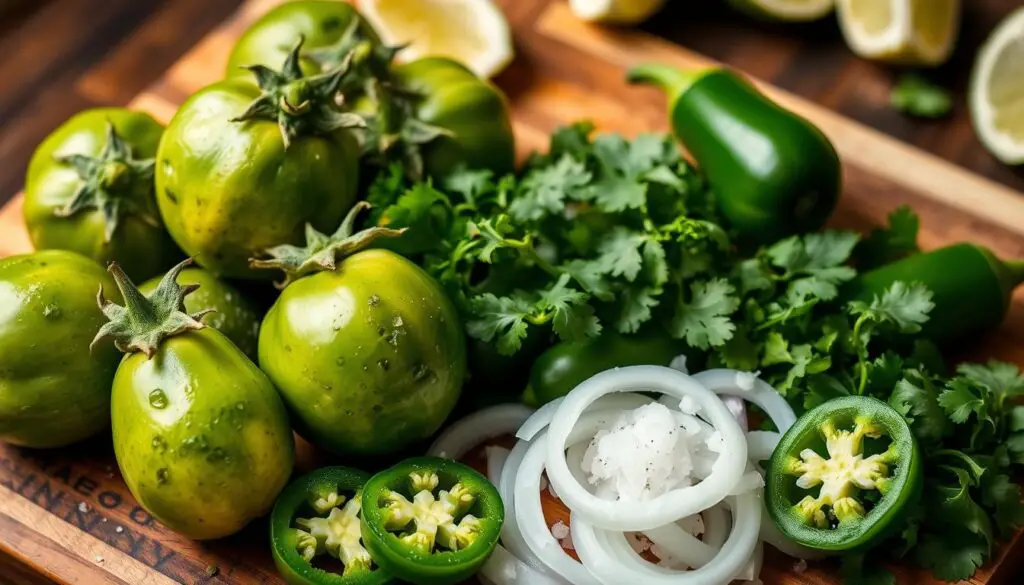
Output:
top-left (480, 543), bottom-right (569, 585)
top-left (428, 403), bottom-right (535, 459)
top-left (545, 366), bottom-right (747, 530)
top-left (571, 492), bottom-right (761, 584)
top-left (517, 393), bottom-right (653, 442)
top-left (692, 369), bottom-right (796, 433)
top-left (498, 440), bottom-right (558, 574)
top-left (516, 433), bottom-right (602, 585)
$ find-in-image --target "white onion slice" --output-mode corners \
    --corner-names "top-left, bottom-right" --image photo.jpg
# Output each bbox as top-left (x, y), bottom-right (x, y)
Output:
top-left (515, 434), bottom-right (602, 585)
top-left (499, 440), bottom-right (557, 574)
top-left (486, 446), bottom-right (511, 485)
top-left (721, 395), bottom-right (749, 432)
top-left (692, 369), bottom-right (796, 433)
top-left (480, 543), bottom-right (570, 585)
top-left (644, 522), bottom-right (717, 568)
top-left (545, 366), bottom-right (747, 531)
top-left (428, 403), bottom-right (535, 459)
top-left (517, 393), bottom-right (653, 442)
top-left (570, 492), bottom-right (761, 584)
top-left (701, 504), bottom-right (730, 550)
top-left (745, 431), bottom-right (781, 463)
top-left (737, 541), bottom-right (764, 583)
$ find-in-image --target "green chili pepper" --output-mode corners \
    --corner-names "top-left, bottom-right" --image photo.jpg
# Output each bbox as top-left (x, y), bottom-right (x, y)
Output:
top-left (271, 466), bottom-right (393, 585)
top-left (627, 64), bottom-right (841, 244)
top-left (843, 243), bottom-right (1024, 346)
top-left (765, 396), bottom-right (922, 552)
top-left (360, 457), bottom-right (503, 585)
top-left (523, 331), bottom-right (692, 407)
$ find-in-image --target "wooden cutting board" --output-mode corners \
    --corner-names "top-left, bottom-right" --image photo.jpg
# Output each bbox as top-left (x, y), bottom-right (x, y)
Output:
top-left (2, 1), bottom-right (1024, 584)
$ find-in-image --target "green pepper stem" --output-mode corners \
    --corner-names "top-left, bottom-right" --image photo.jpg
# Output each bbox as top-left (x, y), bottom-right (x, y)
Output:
top-left (626, 63), bottom-right (708, 101)
top-left (1001, 258), bottom-right (1024, 294)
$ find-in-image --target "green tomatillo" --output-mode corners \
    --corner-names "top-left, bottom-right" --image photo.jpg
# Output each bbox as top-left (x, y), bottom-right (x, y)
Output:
top-left (0, 250), bottom-right (122, 448)
top-left (156, 37), bottom-right (364, 279)
top-left (98, 258), bottom-right (294, 539)
top-left (225, 0), bottom-right (395, 95)
top-left (254, 202), bottom-right (466, 457)
top-left (24, 108), bottom-right (182, 282)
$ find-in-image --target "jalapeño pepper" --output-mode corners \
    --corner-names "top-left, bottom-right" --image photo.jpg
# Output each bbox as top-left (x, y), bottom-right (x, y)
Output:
top-left (523, 331), bottom-right (693, 407)
top-left (628, 64), bottom-right (841, 244)
top-left (360, 457), bottom-right (503, 585)
top-left (271, 466), bottom-right (393, 585)
top-left (765, 396), bottom-right (922, 552)
top-left (843, 243), bottom-right (1024, 346)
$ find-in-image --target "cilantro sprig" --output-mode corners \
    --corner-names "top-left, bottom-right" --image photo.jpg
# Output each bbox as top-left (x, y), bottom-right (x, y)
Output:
top-left (364, 123), bottom-right (1024, 584)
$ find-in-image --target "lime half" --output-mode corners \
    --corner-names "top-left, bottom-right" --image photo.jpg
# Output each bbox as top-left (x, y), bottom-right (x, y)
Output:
top-left (970, 7), bottom-right (1024, 165)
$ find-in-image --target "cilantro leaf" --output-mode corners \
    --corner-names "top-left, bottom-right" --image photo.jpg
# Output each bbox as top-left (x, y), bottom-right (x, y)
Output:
top-left (540, 273), bottom-right (601, 342)
top-left (595, 228), bottom-right (646, 281)
top-left (888, 373), bottom-right (949, 443)
top-left (669, 278), bottom-right (739, 349)
top-left (956, 361), bottom-right (1024, 404)
top-left (938, 379), bottom-right (986, 424)
top-left (914, 532), bottom-right (987, 582)
top-left (855, 206), bottom-right (920, 269)
top-left (465, 293), bottom-right (534, 355)
top-left (891, 74), bottom-right (953, 119)
top-left (374, 182), bottom-right (451, 256)
top-left (848, 281), bottom-right (934, 334)
top-left (981, 473), bottom-right (1024, 537)
top-left (509, 155), bottom-right (591, 221)
top-left (768, 231), bottom-right (860, 273)
top-left (615, 286), bottom-right (661, 334)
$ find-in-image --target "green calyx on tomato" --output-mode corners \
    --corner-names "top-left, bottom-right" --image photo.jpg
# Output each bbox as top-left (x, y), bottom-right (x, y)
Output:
top-left (233, 35), bottom-right (365, 148)
top-left (138, 267), bottom-right (262, 360)
top-left (766, 396), bottom-right (922, 552)
top-left (24, 108), bottom-right (180, 282)
top-left (360, 457), bottom-right (502, 585)
top-left (93, 258), bottom-right (212, 357)
top-left (251, 201), bottom-right (406, 287)
top-left (361, 57), bottom-right (516, 180)
top-left (49, 122), bottom-right (158, 242)
top-left (271, 466), bottom-right (393, 585)
top-left (255, 202), bottom-right (466, 457)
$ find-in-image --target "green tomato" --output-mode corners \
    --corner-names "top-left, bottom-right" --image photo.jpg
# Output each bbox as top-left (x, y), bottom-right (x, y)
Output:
top-left (156, 74), bottom-right (361, 280)
top-left (225, 0), bottom-right (382, 77)
top-left (0, 251), bottom-right (121, 447)
top-left (259, 249), bottom-right (466, 457)
top-left (139, 267), bottom-right (262, 360)
top-left (111, 327), bottom-right (294, 540)
top-left (391, 57), bottom-right (516, 178)
top-left (23, 108), bottom-right (182, 282)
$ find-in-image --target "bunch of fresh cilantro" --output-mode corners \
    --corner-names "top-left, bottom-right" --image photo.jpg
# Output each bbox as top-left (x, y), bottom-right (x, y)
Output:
top-left (365, 122), bottom-right (1024, 584)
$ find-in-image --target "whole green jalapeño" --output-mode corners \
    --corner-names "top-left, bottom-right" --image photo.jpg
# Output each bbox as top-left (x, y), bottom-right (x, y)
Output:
top-left (271, 466), bottom-right (393, 585)
top-left (765, 396), bottom-right (922, 552)
top-left (360, 457), bottom-right (503, 585)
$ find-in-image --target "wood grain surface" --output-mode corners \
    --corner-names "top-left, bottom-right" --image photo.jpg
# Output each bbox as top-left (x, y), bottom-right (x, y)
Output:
top-left (2, 1), bottom-right (1024, 584)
